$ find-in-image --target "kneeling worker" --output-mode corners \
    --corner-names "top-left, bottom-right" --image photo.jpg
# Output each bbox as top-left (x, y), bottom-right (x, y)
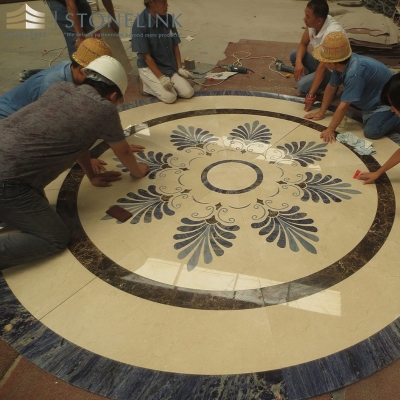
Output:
top-left (304, 32), bottom-right (400, 144)
top-left (0, 56), bottom-right (149, 269)
top-left (131, 0), bottom-right (194, 104)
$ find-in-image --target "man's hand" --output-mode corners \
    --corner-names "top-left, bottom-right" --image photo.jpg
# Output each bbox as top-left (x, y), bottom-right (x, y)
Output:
top-left (130, 162), bottom-right (150, 178)
top-left (358, 171), bottom-right (381, 184)
top-left (294, 63), bottom-right (305, 82)
top-left (91, 158), bottom-right (107, 174)
top-left (129, 144), bottom-right (146, 153)
top-left (320, 128), bottom-right (336, 144)
top-left (304, 111), bottom-right (325, 121)
top-left (304, 96), bottom-right (316, 112)
top-left (178, 68), bottom-right (194, 79)
top-left (90, 171), bottom-right (122, 187)
top-left (159, 75), bottom-right (174, 90)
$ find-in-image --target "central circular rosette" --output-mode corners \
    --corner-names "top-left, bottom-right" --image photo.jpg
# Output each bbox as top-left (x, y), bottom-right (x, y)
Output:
top-left (202, 160), bottom-right (263, 194)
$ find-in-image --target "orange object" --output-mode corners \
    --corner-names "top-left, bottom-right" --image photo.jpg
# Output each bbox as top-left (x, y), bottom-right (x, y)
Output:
top-left (353, 170), bottom-right (361, 179)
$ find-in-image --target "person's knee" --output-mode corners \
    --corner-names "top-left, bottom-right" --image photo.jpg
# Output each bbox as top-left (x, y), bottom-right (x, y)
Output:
top-left (178, 86), bottom-right (194, 99)
top-left (363, 125), bottom-right (384, 140)
top-left (296, 78), bottom-right (309, 95)
top-left (48, 227), bottom-right (70, 254)
top-left (159, 91), bottom-right (177, 104)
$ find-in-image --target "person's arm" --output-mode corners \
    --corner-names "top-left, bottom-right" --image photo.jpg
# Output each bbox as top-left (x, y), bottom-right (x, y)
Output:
top-left (358, 149), bottom-right (400, 184)
top-left (77, 150), bottom-right (122, 186)
top-left (304, 84), bottom-right (350, 144)
top-left (141, 53), bottom-right (174, 89)
top-left (65, 0), bottom-right (85, 49)
top-left (101, 0), bottom-right (119, 33)
top-left (318, 101), bottom-right (351, 143)
top-left (304, 63), bottom-right (327, 111)
top-left (174, 44), bottom-right (194, 79)
top-left (294, 29), bottom-right (310, 82)
top-left (141, 53), bottom-right (163, 78)
top-left (304, 83), bottom-right (337, 120)
top-left (109, 140), bottom-right (149, 178)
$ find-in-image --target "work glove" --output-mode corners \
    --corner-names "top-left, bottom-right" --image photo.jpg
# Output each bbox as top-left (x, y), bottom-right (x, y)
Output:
top-left (159, 75), bottom-right (174, 90)
top-left (178, 68), bottom-right (194, 79)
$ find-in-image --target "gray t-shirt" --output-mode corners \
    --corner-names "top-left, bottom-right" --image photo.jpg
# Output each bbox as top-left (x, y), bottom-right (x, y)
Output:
top-left (0, 81), bottom-right (125, 191)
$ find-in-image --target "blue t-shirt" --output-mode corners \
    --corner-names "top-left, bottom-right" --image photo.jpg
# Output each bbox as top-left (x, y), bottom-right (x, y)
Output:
top-left (330, 53), bottom-right (393, 111)
top-left (0, 61), bottom-right (73, 119)
top-left (131, 9), bottom-right (181, 77)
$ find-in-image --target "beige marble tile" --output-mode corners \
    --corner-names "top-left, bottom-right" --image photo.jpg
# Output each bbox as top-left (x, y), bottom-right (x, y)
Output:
top-left (235, 273), bottom-right (264, 290)
top-left (215, 113), bottom-right (301, 150)
top-left (40, 278), bottom-right (281, 374)
top-left (132, 256), bottom-right (182, 285)
top-left (3, 251), bottom-right (95, 320)
top-left (176, 266), bottom-right (237, 291)
top-left (265, 238), bottom-right (400, 368)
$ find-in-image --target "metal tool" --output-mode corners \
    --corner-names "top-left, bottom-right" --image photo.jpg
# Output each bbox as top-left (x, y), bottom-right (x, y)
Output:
top-left (274, 60), bottom-right (295, 74)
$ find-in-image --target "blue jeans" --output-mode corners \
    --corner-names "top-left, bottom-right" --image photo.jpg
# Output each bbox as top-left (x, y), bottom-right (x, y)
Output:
top-left (363, 106), bottom-right (400, 139)
top-left (46, 0), bottom-right (93, 59)
top-left (290, 50), bottom-right (332, 95)
top-left (0, 181), bottom-right (70, 270)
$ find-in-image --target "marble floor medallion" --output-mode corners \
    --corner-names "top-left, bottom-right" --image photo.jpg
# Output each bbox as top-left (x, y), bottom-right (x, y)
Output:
top-left (2, 93), bottom-right (400, 400)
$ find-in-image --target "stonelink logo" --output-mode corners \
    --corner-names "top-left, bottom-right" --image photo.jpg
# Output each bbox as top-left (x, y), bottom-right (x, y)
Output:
top-left (52, 12), bottom-right (182, 30)
top-left (6, 4), bottom-right (45, 30)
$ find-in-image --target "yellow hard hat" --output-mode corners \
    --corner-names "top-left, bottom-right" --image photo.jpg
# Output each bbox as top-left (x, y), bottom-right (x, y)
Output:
top-left (72, 38), bottom-right (112, 67)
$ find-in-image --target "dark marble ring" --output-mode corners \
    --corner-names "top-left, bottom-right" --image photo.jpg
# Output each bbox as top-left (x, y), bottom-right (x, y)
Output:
top-left (201, 160), bottom-right (263, 194)
top-left (57, 108), bottom-right (395, 311)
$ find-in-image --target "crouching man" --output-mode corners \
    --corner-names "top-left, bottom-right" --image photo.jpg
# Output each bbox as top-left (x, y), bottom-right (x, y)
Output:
top-left (0, 56), bottom-right (149, 269)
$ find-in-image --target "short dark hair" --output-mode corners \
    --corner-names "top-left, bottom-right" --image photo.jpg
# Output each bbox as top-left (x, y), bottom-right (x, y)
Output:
top-left (337, 57), bottom-right (351, 65)
top-left (381, 73), bottom-right (400, 110)
top-left (307, 0), bottom-right (329, 19)
top-left (71, 60), bottom-right (81, 69)
top-left (83, 78), bottom-right (122, 100)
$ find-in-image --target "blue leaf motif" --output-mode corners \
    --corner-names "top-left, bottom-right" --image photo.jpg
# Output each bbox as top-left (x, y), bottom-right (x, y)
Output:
top-left (251, 206), bottom-right (319, 253)
top-left (228, 120), bottom-right (271, 144)
top-left (170, 125), bottom-right (218, 150)
top-left (113, 151), bottom-right (173, 178)
top-left (297, 172), bottom-right (361, 203)
top-left (174, 216), bottom-right (240, 270)
top-left (113, 185), bottom-right (175, 224)
top-left (135, 151), bottom-right (174, 179)
top-left (277, 141), bottom-right (328, 166)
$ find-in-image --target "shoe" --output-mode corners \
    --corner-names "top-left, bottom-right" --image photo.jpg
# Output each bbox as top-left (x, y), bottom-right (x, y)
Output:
top-left (19, 69), bottom-right (43, 82)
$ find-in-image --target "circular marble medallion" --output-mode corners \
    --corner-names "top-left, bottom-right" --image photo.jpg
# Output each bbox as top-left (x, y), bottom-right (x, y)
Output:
top-left (2, 93), bottom-right (400, 400)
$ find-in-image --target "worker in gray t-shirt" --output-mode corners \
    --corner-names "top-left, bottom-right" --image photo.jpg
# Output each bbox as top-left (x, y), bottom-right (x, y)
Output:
top-left (0, 56), bottom-right (149, 270)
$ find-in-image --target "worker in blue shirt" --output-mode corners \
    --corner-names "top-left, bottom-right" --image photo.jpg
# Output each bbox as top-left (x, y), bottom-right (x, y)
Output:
top-left (131, 0), bottom-right (194, 103)
top-left (0, 39), bottom-right (114, 173)
top-left (304, 32), bottom-right (400, 144)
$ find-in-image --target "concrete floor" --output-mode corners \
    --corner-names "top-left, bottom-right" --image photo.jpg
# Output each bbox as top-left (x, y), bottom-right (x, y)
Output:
top-left (0, 0), bottom-right (365, 95)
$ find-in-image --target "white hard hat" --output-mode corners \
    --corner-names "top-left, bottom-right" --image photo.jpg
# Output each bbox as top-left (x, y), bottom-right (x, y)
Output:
top-left (83, 55), bottom-right (128, 95)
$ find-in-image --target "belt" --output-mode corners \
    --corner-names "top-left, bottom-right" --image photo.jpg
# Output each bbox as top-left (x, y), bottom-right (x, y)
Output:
top-left (0, 181), bottom-right (20, 188)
